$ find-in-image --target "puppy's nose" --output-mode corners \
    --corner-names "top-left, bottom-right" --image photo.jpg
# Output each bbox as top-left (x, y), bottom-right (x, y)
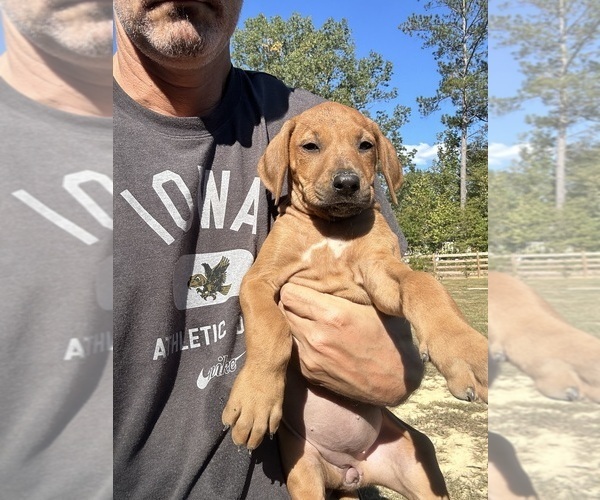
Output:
top-left (332, 172), bottom-right (360, 196)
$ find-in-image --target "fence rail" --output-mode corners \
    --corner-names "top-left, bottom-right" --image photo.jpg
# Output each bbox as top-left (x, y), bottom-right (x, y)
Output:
top-left (491, 252), bottom-right (600, 278)
top-left (404, 252), bottom-right (488, 278)
top-left (404, 252), bottom-right (600, 279)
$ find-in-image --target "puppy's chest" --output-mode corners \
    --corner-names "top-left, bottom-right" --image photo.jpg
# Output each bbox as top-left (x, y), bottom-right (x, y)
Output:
top-left (301, 237), bottom-right (352, 263)
top-left (289, 236), bottom-right (371, 304)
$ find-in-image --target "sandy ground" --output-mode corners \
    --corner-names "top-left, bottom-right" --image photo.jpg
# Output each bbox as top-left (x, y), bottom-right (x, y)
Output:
top-left (488, 278), bottom-right (600, 499)
top-left (489, 364), bottom-right (600, 499)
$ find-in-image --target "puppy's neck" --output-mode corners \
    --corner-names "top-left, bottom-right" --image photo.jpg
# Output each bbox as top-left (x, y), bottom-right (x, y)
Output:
top-left (279, 202), bottom-right (377, 240)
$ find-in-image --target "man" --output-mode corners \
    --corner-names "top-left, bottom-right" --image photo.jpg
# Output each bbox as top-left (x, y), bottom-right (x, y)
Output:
top-left (113, 1), bottom-right (422, 498)
top-left (0, 0), bottom-right (113, 498)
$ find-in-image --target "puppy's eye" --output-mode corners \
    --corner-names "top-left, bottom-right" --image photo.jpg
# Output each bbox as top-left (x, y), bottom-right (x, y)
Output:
top-left (359, 141), bottom-right (373, 151)
top-left (302, 142), bottom-right (320, 151)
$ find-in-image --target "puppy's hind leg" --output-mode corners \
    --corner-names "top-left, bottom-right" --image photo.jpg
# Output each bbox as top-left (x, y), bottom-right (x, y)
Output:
top-left (278, 424), bottom-right (329, 500)
top-left (361, 410), bottom-right (449, 500)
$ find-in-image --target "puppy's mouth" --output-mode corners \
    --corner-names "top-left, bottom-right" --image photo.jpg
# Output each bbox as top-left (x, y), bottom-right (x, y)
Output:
top-left (293, 171), bottom-right (374, 219)
top-left (311, 191), bottom-right (373, 219)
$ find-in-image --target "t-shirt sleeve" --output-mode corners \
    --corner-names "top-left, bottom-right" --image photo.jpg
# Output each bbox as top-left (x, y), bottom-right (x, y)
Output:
top-left (375, 177), bottom-right (408, 255)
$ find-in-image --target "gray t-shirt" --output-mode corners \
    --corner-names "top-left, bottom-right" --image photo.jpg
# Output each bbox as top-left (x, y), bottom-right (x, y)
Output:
top-left (114, 68), bottom-right (324, 500)
top-left (0, 78), bottom-right (113, 499)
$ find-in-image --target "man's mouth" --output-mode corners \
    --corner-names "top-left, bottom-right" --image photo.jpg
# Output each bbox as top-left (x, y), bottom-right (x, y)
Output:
top-left (145, 0), bottom-right (214, 7)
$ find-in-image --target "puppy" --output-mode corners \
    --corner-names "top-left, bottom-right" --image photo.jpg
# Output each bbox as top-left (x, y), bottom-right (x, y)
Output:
top-left (223, 102), bottom-right (487, 499)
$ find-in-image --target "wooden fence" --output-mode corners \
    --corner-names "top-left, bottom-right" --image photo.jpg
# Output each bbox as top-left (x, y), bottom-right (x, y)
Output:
top-left (404, 252), bottom-right (600, 279)
top-left (404, 252), bottom-right (488, 279)
top-left (490, 252), bottom-right (600, 278)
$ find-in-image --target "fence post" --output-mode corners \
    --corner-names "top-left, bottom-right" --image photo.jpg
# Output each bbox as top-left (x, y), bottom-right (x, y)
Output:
top-left (511, 254), bottom-right (519, 275)
top-left (582, 251), bottom-right (588, 278)
top-left (432, 254), bottom-right (437, 278)
top-left (476, 252), bottom-right (481, 277)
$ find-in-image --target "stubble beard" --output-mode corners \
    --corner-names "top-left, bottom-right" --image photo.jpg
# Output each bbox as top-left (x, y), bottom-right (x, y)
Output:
top-left (1, 3), bottom-right (113, 60)
top-left (122, 5), bottom-right (224, 63)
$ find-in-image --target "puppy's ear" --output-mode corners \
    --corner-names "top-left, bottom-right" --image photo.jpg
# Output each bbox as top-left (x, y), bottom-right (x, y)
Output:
top-left (258, 119), bottom-right (296, 204)
top-left (372, 123), bottom-right (403, 205)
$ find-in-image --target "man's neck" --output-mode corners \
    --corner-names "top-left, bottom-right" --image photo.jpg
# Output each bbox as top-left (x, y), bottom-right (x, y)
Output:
top-left (0, 18), bottom-right (112, 118)
top-left (113, 25), bottom-right (232, 118)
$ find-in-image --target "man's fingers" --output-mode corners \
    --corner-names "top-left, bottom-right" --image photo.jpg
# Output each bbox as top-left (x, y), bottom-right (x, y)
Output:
top-left (280, 282), bottom-right (329, 319)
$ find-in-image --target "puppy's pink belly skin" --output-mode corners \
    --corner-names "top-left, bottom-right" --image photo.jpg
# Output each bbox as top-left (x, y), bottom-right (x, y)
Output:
top-left (283, 371), bottom-right (382, 468)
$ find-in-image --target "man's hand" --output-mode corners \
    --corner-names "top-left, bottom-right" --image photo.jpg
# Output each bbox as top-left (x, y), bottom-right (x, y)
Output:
top-left (280, 283), bottom-right (423, 407)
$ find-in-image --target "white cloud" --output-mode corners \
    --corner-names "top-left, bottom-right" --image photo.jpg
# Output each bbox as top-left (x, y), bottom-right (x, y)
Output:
top-left (403, 142), bottom-right (531, 169)
top-left (405, 143), bottom-right (440, 167)
top-left (488, 142), bottom-right (530, 168)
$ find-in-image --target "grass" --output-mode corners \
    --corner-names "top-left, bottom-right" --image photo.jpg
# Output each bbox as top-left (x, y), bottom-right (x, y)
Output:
top-left (523, 277), bottom-right (600, 336)
top-left (441, 277), bottom-right (488, 336)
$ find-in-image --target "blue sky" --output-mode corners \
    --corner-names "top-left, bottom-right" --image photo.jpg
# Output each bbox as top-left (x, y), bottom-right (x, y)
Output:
top-left (0, 2), bottom-right (526, 168)
top-left (243, 1), bottom-right (525, 169)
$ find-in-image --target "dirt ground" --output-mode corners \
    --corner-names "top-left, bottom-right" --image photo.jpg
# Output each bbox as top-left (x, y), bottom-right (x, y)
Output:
top-left (358, 278), bottom-right (489, 499)
top-left (489, 364), bottom-right (600, 499)
top-left (488, 278), bottom-right (600, 499)
top-left (357, 277), bottom-right (600, 499)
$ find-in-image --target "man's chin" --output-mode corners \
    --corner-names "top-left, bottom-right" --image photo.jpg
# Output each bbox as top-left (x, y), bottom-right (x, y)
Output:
top-left (30, 29), bottom-right (114, 68)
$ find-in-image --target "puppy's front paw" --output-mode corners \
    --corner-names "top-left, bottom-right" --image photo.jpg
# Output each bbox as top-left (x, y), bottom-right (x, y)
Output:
top-left (222, 367), bottom-right (285, 450)
top-left (422, 328), bottom-right (488, 403)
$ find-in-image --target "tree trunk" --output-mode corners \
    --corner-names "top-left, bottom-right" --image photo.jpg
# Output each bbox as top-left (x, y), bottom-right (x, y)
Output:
top-left (460, 125), bottom-right (468, 209)
top-left (460, 0), bottom-right (468, 210)
top-left (556, 126), bottom-right (567, 210)
top-left (556, 0), bottom-right (568, 210)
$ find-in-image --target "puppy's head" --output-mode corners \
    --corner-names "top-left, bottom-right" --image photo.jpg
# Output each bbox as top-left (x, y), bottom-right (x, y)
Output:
top-left (258, 102), bottom-right (403, 219)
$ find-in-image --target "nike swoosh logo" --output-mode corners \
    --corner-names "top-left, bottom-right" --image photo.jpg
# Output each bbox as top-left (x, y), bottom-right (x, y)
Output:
top-left (196, 368), bottom-right (212, 390)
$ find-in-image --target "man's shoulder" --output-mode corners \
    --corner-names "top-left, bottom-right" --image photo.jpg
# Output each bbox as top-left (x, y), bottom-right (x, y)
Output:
top-left (235, 68), bottom-right (326, 125)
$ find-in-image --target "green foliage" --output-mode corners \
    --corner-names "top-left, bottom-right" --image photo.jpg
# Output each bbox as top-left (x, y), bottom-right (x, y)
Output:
top-left (491, 0), bottom-right (600, 208)
top-left (232, 13), bottom-right (413, 162)
top-left (400, 0), bottom-right (488, 131)
top-left (394, 141), bottom-right (487, 254)
top-left (400, 0), bottom-right (488, 209)
top-left (489, 142), bottom-right (600, 253)
top-left (232, 13), bottom-right (392, 109)
top-left (491, 0), bottom-right (600, 128)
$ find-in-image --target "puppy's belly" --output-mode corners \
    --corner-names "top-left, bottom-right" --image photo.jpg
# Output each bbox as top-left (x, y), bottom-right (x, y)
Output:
top-left (282, 370), bottom-right (382, 468)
